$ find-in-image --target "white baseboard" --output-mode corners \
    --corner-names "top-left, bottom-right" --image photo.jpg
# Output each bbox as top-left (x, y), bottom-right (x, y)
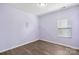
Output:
top-left (41, 39), bottom-right (79, 50)
top-left (0, 39), bottom-right (38, 53)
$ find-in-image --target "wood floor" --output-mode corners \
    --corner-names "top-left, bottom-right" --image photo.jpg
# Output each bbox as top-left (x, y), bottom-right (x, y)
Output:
top-left (0, 40), bottom-right (79, 55)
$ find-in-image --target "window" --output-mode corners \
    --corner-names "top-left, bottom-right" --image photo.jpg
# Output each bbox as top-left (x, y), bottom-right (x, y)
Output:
top-left (57, 19), bottom-right (72, 37)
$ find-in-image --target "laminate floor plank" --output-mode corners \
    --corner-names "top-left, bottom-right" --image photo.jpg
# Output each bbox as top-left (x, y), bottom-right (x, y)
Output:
top-left (0, 40), bottom-right (79, 55)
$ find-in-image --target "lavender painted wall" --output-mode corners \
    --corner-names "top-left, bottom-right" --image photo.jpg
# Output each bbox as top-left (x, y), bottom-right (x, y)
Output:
top-left (0, 5), bottom-right (39, 52)
top-left (39, 6), bottom-right (79, 48)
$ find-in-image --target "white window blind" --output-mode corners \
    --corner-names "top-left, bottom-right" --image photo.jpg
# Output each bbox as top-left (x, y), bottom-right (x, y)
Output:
top-left (57, 19), bottom-right (72, 37)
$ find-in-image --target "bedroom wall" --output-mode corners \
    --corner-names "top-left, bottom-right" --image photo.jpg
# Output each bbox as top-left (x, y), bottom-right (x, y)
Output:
top-left (39, 5), bottom-right (79, 48)
top-left (0, 5), bottom-right (39, 52)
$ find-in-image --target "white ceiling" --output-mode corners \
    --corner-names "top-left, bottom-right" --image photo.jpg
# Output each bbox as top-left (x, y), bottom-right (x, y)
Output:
top-left (4, 3), bottom-right (78, 16)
